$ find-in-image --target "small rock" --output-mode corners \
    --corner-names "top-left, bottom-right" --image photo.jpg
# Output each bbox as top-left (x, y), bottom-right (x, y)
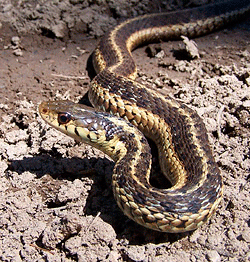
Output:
top-left (204, 117), bottom-right (217, 133)
top-left (3, 4), bottom-right (12, 12)
top-left (244, 76), bottom-right (250, 86)
top-left (238, 229), bottom-right (250, 242)
top-left (6, 141), bottom-right (28, 160)
top-left (51, 22), bottom-right (67, 38)
top-left (125, 246), bottom-right (146, 262)
top-left (107, 250), bottom-right (121, 261)
top-left (190, 230), bottom-right (201, 243)
top-left (0, 161), bottom-right (8, 175)
top-left (13, 48), bottom-right (23, 56)
top-left (206, 250), bottom-right (221, 262)
top-left (238, 49), bottom-right (249, 58)
top-left (146, 44), bottom-right (162, 57)
top-left (237, 109), bottom-right (249, 127)
top-left (242, 100), bottom-right (250, 108)
top-left (155, 50), bottom-right (165, 58)
top-left (56, 179), bottom-right (85, 203)
top-left (154, 78), bottom-right (163, 88)
top-left (5, 129), bottom-right (29, 144)
top-left (227, 228), bottom-right (236, 240)
top-left (11, 36), bottom-right (20, 46)
top-left (42, 214), bottom-right (82, 249)
top-left (181, 35), bottom-right (200, 59)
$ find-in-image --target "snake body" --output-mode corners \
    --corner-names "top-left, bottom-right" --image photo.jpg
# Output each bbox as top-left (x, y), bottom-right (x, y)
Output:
top-left (39, 0), bottom-right (249, 232)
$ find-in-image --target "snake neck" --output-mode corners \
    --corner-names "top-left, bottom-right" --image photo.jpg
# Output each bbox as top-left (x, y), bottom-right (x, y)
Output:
top-left (89, 69), bottom-right (218, 190)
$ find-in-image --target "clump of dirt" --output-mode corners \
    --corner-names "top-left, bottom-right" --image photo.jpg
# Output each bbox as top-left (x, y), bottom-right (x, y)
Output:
top-left (0, 0), bottom-right (249, 261)
top-left (0, 0), bottom-right (185, 38)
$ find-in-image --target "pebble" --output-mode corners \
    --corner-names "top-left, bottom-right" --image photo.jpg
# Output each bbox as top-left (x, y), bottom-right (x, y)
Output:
top-left (11, 36), bottom-right (21, 46)
top-left (107, 250), bottom-right (121, 261)
top-left (204, 117), bottom-right (217, 133)
top-left (13, 48), bottom-right (23, 56)
top-left (206, 250), bottom-right (221, 262)
top-left (242, 100), bottom-right (250, 108)
top-left (125, 246), bottom-right (146, 262)
top-left (42, 214), bottom-right (82, 249)
top-left (181, 35), bottom-right (200, 59)
top-left (155, 50), bottom-right (165, 58)
top-left (5, 129), bottom-right (29, 144)
top-left (190, 230), bottom-right (201, 243)
top-left (154, 78), bottom-right (163, 88)
top-left (239, 229), bottom-right (250, 242)
top-left (0, 161), bottom-right (8, 175)
top-left (51, 21), bottom-right (67, 38)
top-left (3, 3), bottom-right (12, 12)
top-left (6, 141), bottom-right (28, 160)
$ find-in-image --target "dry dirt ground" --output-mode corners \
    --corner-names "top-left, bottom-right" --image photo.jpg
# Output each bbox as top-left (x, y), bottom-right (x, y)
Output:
top-left (0, 1), bottom-right (250, 261)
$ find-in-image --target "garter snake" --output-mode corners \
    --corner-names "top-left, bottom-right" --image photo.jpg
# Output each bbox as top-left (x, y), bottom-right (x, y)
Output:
top-left (39, 0), bottom-right (249, 233)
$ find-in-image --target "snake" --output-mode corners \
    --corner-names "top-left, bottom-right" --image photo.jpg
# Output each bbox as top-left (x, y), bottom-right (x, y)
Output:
top-left (39, 0), bottom-right (249, 233)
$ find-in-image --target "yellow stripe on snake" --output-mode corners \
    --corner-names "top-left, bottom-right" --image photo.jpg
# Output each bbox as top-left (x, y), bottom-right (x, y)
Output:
top-left (39, 1), bottom-right (249, 233)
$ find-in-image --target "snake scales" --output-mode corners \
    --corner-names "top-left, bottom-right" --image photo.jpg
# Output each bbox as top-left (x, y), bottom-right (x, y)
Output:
top-left (39, 0), bottom-right (249, 232)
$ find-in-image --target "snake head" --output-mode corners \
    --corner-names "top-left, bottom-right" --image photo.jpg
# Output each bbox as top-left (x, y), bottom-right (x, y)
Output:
top-left (39, 100), bottom-right (108, 141)
top-left (39, 100), bottom-right (135, 160)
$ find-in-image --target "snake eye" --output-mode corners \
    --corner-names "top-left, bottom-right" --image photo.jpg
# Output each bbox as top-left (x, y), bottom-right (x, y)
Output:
top-left (58, 112), bottom-right (71, 124)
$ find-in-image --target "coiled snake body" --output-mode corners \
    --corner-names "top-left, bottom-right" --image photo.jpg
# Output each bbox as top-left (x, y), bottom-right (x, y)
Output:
top-left (39, 0), bottom-right (249, 232)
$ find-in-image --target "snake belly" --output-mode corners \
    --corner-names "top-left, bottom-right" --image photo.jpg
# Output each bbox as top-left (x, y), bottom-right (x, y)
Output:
top-left (39, 0), bottom-right (249, 233)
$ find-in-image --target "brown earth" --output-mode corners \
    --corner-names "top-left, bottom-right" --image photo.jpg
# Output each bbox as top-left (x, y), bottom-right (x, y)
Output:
top-left (0, 1), bottom-right (250, 261)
